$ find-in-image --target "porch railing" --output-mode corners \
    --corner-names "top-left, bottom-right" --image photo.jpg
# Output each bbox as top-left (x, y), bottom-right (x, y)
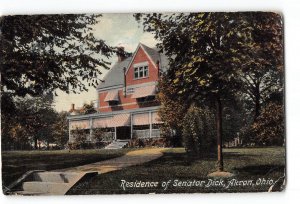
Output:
top-left (133, 129), bottom-right (160, 139)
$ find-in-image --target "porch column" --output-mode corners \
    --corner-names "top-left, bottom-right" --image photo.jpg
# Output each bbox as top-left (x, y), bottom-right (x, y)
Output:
top-left (114, 126), bottom-right (117, 140)
top-left (149, 111), bottom-right (152, 138)
top-left (68, 120), bottom-right (72, 142)
top-left (130, 113), bottom-right (133, 139)
top-left (89, 118), bottom-right (93, 141)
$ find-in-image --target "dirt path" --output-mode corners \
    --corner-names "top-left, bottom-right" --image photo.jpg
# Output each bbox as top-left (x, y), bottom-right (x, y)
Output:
top-left (55, 148), bottom-right (165, 174)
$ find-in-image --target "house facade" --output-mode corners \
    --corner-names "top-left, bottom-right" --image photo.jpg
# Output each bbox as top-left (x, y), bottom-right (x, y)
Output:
top-left (68, 43), bottom-right (168, 143)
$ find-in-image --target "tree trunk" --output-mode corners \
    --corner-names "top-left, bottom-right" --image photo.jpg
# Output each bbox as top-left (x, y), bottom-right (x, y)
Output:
top-left (34, 137), bottom-right (38, 150)
top-left (216, 96), bottom-right (224, 171)
top-left (254, 86), bottom-right (261, 120)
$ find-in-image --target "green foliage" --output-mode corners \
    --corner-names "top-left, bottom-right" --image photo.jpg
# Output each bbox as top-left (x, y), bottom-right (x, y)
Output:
top-left (52, 111), bottom-right (69, 148)
top-left (136, 13), bottom-right (245, 103)
top-left (182, 105), bottom-right (216, 157)
top-left (70, 129), bottom-right (90, 149)
top-left (0, 14), bottom-right (118, 97)
top-left (1, 94), bottom-right (70, 150)
top-left (136, 12), bottom-right (284, 152)
top-left (92, 128), bottom-right (105, 142)
top-left (251, 103), bottom-right (284, 146)
top-left (1, 94), bottom-right (58, 149)
top-left (82, 102), bottom-right (97, 115)
top-left (222, 98), bottom-right (246, 143)
top-left (157, 75), bottom-right (188, 146)
top-left (235, 13), bottom-right (283, 119)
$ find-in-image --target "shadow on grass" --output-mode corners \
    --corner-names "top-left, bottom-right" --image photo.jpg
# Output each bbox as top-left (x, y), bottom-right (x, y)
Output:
top-left (144, 152), bottom-right (218, 167)
top-left (233, 164), bottom-right (285, 176)
top-left (223, 152), bottom-right (250, 159)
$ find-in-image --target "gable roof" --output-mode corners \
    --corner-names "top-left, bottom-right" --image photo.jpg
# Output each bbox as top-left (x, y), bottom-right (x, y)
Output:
top-left (97, 57), bottom-right (132, 90)
top-left (141, 43), bottom-right (161, 66)
top-left (124, 43), bottom-right (158, 75)
top-left (97, 43), bottom-right (169, 91)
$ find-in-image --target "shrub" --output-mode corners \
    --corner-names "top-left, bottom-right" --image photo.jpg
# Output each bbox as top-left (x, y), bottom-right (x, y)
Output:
top-left (69, 129), bottom-right (89, 149)
top-left (252, 103), bottom-right (284, 146)
top-left (182, 105), bottom-right (216, 157)
top-left (128, 138), bottom-right (170, 148)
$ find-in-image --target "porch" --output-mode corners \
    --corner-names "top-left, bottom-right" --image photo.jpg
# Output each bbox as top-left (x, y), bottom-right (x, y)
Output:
top-left (68, 109), bottom-right (163, 143)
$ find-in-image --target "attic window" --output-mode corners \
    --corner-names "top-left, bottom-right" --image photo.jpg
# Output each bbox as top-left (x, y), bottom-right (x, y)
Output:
top-left (134, 65), bottom-right (149, 79)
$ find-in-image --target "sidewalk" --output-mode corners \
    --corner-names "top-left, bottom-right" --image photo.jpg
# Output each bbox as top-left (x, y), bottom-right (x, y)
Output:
top-left (55, 148), bottom-right (165, 174)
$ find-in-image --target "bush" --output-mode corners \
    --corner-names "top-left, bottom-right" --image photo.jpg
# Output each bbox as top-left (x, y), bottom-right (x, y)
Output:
top-left (128, 138), bottom-right (170, 148)
top-left (68, 128), bottom-right (112, 149)
top-left (182, 105), bottom-right (216, 157)
top-left (252, 103), bottom-right (284, 146)
top-left (69, 129), bottom-right (89, 149)
top-left (92, 128), bottom-right (105, 142)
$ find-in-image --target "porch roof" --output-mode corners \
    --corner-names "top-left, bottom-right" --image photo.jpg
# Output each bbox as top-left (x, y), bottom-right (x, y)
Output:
top-left (93, 117), bottom-right (113, 128)
top-left (152, 112), bottom-right (163, 124)
top-left (111, 114), bottom-right (131, 127)
top-left (70, 120), bottom-right (90, 130)
top-left (133, 113), bottom-right (149, 126)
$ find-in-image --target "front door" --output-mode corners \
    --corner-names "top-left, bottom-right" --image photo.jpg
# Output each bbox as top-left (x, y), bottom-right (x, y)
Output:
top-left (116, 126), bottom-right (131, 140)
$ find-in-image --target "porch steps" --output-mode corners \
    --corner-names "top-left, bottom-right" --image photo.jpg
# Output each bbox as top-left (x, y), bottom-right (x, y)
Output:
top-left (6, 171), bottom-right (98, 195)
top-left (105, 140), bottom-right (129, 149)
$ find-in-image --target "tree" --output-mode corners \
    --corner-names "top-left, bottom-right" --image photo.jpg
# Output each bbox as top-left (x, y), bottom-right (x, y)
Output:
top-left (14, 94), bottom-right (56, 149)
top-left (1, 93), bottom-right (18, 150)
top-left (135, 12), bottom-right (283, 171)
top-left (236, 13), bottom-right (283, 119)
top-left (9, 123), bottom-right (31, 150)
top-left (0, 14), bottom-right (120, 97)
top-left (157, 75), bottom-right (188, 146)
top-left (1, 93), bottom-right (59, 150)
top-left (52, 111), bottom-right (69, 148)
top-left (251, 102), bottom-right (284, 146)
top-left (136, 12), bottom-right (247, 171)
top-left (82, 102), bottom-right (97, 115)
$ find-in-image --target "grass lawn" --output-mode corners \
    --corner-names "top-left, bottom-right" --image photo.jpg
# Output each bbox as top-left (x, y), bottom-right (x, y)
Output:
top-left (69, 147), bottom-right (285, 194)
top-left (1, 149), bottom-right (130, 187)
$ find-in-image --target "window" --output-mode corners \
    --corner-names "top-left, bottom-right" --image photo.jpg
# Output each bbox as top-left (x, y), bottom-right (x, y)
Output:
top-left (108, 101), bottom-right (118, 106)
top-left (134, 65), bottom-right (149, 79)
top-left (134, 67), bottom-right (139, 79)
top-left (126, 87), bottom-right (135, 94)
top-left (144, 66), bottom-right (149, 77)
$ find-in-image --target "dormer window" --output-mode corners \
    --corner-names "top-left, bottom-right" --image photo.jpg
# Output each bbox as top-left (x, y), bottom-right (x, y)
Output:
top-left (134, 62), bottom-right (149, 79)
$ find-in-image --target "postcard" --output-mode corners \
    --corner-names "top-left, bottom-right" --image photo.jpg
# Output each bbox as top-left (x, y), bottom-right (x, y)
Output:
top-left (1, 12), bottom-right (285, 195)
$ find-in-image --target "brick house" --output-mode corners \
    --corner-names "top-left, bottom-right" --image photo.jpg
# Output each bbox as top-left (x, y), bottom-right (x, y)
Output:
top-left (68, 43), bottom-right (168, 143)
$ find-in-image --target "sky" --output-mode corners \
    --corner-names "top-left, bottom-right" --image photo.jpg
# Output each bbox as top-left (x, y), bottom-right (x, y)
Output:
top-left (53, 13), bottom-right (159, 112)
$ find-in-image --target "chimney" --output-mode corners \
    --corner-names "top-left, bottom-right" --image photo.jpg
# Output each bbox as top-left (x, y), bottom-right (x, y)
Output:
top-left (123, 67), bottom-right (127, 97)
top-left (71, 103), bottom-right (75, 111)
top-left (117, 46), bottom-right (126, 62)
top-left (156, 60), bottom-right (160, 79)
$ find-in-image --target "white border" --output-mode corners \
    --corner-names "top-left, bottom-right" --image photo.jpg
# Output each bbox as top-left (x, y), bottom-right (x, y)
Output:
top-left (1, 0), bottom-right (299, 204)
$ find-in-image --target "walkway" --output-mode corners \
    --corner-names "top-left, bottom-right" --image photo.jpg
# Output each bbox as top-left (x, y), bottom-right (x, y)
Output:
top-left (55, 148), bottom-right (165, 174)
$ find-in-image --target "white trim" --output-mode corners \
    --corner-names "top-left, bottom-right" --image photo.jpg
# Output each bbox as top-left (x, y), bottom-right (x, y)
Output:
top-left (149, 111), bottom-right (152, 138)
top-left (89, 118), bottom-right (93, 141)
top-left (133, 63), bottom-right (149, 80)
top-left (133, 61), bottom-right (149, 67)
top-left (96, 84), bottom-right (123, 92)
top-left (68, 106), bottom-right (161, 120)
top-left (99, 102), bottom-right (138, 109)
top-left (98, 82), bottom-right (156, 93)
top-left (130, 113), bottom-right (133, 139)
